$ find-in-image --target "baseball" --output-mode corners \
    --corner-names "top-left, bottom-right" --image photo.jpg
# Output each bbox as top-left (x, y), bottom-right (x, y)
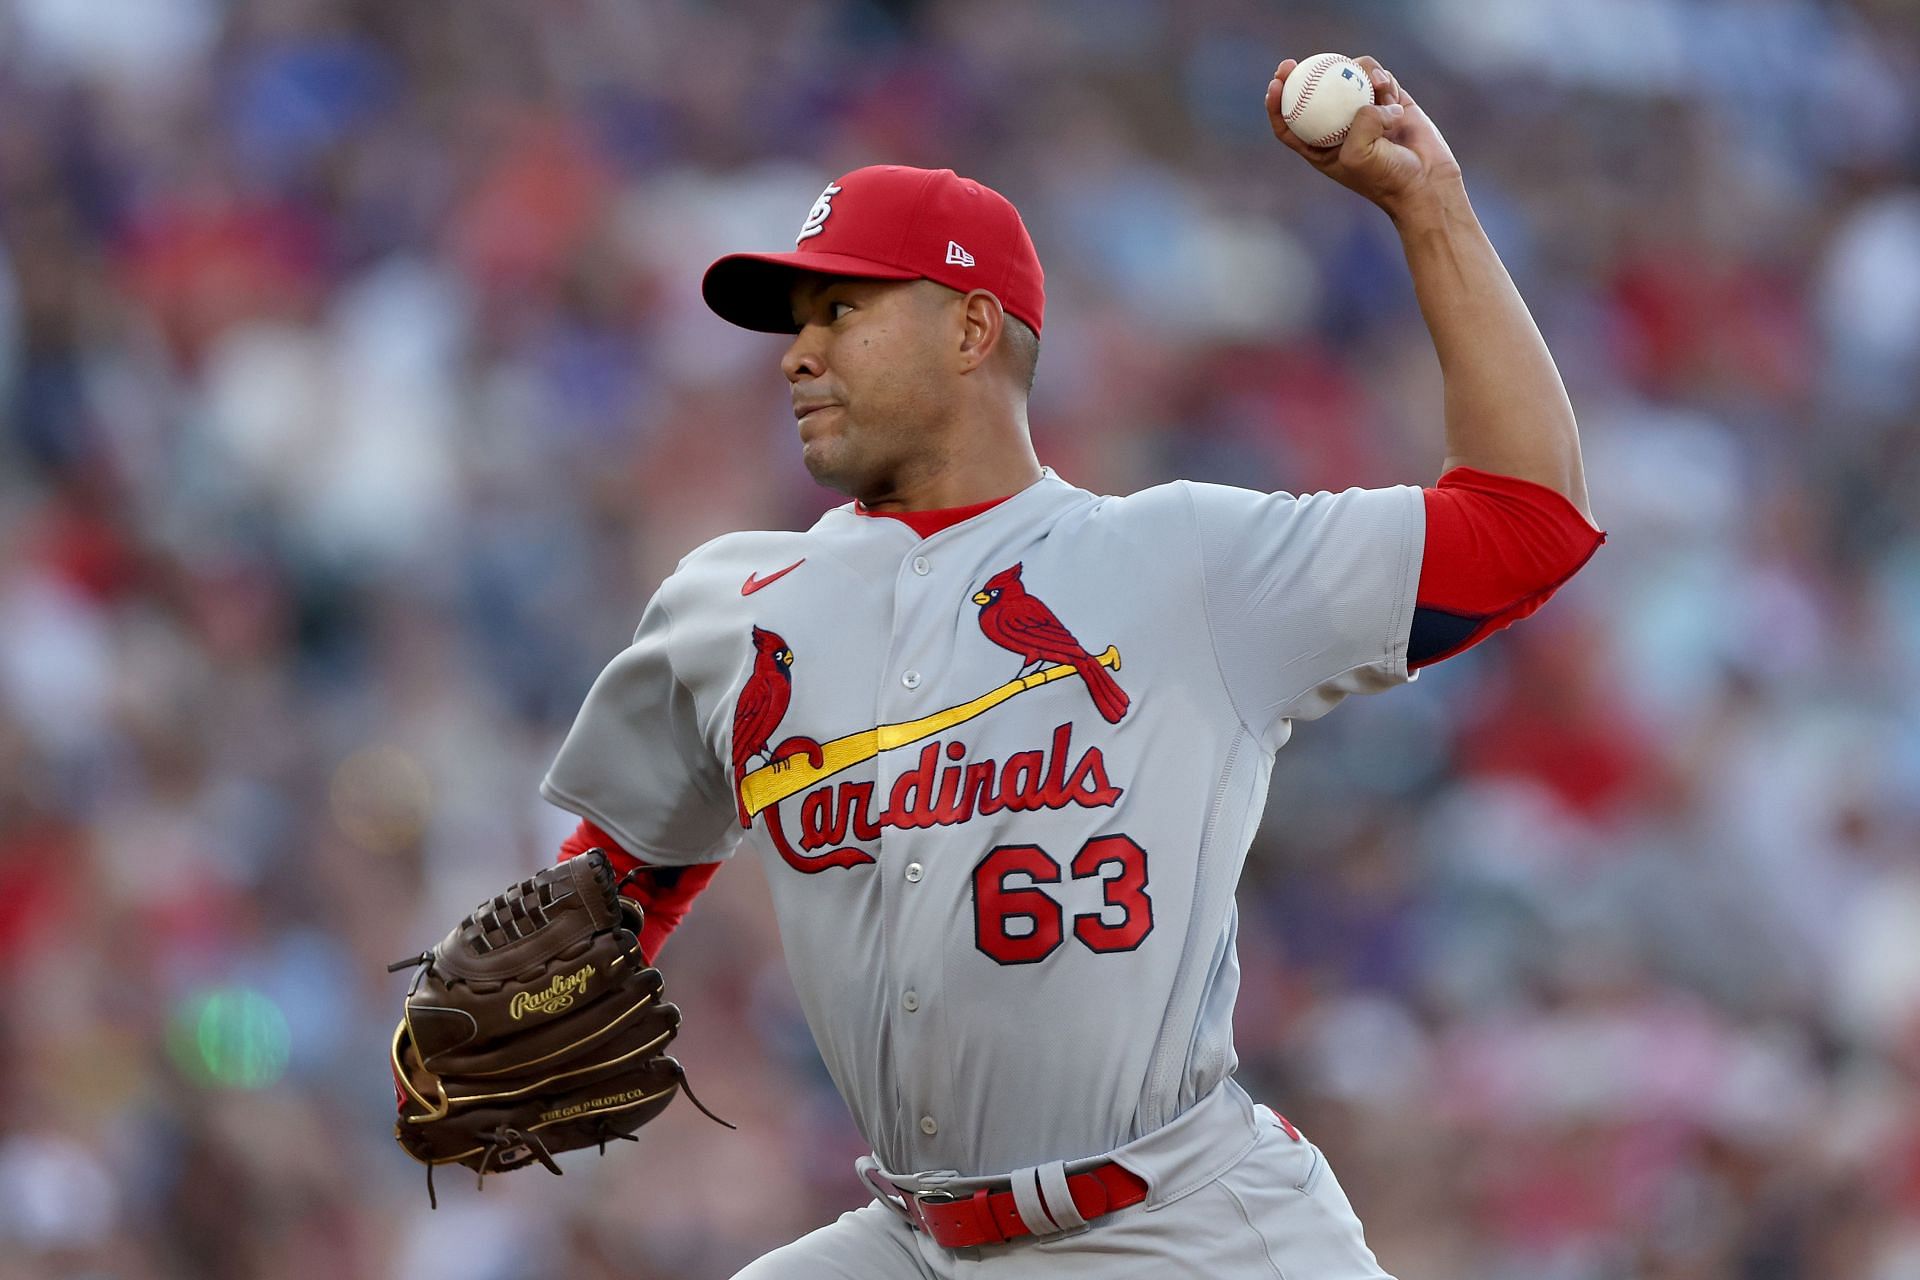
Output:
top-left (1280, 53), bottom-right (1375, 148)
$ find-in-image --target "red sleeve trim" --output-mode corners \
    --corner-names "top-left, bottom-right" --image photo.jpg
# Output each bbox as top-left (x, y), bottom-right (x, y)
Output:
top-left (557, 819), bottom-right (719, 964)
top-left (1411, 467), bottom-right (1606, 669)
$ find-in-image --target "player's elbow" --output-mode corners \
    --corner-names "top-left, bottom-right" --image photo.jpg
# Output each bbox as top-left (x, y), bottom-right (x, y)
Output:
top-left (1407, 467), bottom-right (1607, 669)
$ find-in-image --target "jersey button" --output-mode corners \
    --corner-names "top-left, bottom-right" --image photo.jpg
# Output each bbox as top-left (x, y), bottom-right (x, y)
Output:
top-left (920, 1115), bottom-right (938, 1136)
top-left (901, 670), bottom-right (921, 690)
top-left (904, 862), bottom-right (923, 882)
top-left (902, 991), bottom-right (919, 1012)
top-left (912, 556), bottom-right (931, 576)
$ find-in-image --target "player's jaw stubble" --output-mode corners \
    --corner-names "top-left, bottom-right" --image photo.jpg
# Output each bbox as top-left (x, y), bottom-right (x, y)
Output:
top-left (799, 406), bottom-right (953, 506)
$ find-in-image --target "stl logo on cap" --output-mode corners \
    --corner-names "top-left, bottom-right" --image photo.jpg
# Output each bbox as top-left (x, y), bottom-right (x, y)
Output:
top-left (796, 182), bottom-right (842, 244)
top-left (703, 165), bottom-right (1046, 336)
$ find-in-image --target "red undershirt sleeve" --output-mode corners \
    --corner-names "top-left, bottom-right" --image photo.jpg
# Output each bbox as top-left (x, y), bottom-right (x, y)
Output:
top-left (1409, 466), bottom-right (1607, 670)
top-left (558, 819), bottom-right (720, 963)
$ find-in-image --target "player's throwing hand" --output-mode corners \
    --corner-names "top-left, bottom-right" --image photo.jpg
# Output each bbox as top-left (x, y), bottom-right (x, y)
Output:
top-left (1265, 56), bottom-right (1462, 219)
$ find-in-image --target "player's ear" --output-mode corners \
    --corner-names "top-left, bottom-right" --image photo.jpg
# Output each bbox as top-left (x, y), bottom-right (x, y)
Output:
top-left (955, 289), bottom-right (1005, 376)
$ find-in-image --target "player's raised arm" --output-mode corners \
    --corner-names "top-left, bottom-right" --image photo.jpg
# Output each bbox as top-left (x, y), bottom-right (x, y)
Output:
top-left (1265, 55), bottom-right (1594, 526)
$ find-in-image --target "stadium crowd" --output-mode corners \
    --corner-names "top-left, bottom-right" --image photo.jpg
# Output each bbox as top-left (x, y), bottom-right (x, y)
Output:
top-left (0, 0), bottom-right (1917, 1276)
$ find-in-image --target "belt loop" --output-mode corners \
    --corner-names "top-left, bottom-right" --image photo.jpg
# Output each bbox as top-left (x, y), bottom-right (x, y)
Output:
top-left (1035, 1160), bottom-right (1088, 1232)
top-left (1008, 1166), bottom-right (1058, 1238)
top-left (1007, 1161), bottom-right (1092, 1240)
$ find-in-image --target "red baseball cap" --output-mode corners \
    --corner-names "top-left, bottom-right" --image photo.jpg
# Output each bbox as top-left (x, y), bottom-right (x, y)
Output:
top-left (702, 164), bottom-right (1045, 336)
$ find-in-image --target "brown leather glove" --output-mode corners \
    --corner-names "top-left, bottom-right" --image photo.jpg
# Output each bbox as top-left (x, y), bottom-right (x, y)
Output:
top-left (388, 849), bottom-right (729, 1206)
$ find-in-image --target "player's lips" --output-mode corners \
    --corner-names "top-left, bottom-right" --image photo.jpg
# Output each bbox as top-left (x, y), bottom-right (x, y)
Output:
top-left (796, 403), bottom-right (841, 445)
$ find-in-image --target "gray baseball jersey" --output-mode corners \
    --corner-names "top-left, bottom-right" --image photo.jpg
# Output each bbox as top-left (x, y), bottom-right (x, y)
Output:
top-left (541, 467), bottom-right (1423, 1178)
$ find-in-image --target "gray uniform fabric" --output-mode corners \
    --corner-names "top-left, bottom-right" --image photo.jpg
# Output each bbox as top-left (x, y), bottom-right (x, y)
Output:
top-left (542, 468), bottom-right (1421, 1261)
top-left (734, 1086), bottom-right (1393, 1279)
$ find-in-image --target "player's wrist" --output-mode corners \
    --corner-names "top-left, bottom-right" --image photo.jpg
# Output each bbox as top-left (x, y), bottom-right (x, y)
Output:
top-left (1381, 168), bottom-right (1470, 231)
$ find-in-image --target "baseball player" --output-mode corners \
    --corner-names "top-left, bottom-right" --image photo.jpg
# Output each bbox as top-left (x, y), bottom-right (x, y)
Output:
top-left (541, 56), bottom-right (1603, 1276)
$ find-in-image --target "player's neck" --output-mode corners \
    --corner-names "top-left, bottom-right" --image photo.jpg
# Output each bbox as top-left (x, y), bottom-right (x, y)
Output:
top-left (857, 418), bottom-right (1041, 514)
top-left (859, 465), bottom-right (1041, 513)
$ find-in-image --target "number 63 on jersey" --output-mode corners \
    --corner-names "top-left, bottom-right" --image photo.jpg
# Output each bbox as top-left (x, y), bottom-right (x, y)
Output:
top-left (973, 834), bottom-right (1153, 965)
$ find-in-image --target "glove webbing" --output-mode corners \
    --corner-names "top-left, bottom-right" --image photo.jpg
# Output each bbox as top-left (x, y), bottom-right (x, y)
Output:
top-left (468, 875), bottom-right (577, 953)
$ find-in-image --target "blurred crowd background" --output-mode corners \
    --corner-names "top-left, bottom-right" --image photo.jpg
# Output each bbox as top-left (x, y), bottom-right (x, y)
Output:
top-left (1, 0), bottom-right (1918, 1276)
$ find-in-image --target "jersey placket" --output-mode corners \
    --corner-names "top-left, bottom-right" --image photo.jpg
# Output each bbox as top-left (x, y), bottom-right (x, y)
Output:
top-left (871, 534), bottom-right (968, 1169)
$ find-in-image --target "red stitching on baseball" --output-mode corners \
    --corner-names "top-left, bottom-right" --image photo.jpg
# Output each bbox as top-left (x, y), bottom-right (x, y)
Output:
top-left (1284, 56), bottom-right (1339, 124)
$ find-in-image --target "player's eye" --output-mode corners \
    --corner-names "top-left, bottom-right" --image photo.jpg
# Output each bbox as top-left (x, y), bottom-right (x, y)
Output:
top-left (830, 301), bottom-right (854, 320)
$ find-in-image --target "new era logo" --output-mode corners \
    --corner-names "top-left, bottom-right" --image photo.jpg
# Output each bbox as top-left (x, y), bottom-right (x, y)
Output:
top-left (945, 241), bottom-right (975, 268)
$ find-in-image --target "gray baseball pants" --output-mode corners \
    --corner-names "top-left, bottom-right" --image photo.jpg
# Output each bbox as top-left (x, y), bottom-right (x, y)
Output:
top-left (733, 1082), bottom-right (1396, 1279)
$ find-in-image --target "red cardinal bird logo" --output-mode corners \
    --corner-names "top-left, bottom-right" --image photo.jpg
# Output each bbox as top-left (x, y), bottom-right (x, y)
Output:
top-left (972, 563), bottom-right (1130, 724)
top-left (731, 626), bottom-right (825, 827)
top-left (732, 626), bottom-right (794, 778)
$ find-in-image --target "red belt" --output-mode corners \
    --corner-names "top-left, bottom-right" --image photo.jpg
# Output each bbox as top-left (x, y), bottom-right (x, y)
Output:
top-left (897, 1161), bottom-right (1149, 1249)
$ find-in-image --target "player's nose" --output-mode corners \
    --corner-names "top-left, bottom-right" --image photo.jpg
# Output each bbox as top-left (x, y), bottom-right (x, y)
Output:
top-left (781, 329), bottom-right (826, 383)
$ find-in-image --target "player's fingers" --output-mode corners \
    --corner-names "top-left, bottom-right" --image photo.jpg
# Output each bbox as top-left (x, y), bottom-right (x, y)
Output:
top-left (1266, 58), bottom-right (1297, 117)
top-left (1340, 102), bottom-right (1407, 156)
top-left (1351, 55), bottom-right (1411, 109)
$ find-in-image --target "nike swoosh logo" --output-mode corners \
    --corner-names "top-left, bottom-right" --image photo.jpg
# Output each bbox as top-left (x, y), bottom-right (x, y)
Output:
top-left (742, 559), bottom-right (806, 596)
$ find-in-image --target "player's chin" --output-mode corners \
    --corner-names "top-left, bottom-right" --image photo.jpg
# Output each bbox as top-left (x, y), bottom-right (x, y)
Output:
top-left (799, 433), bottom-right (858, 495)
top-left (797, 404), bottom-right (850, 457)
